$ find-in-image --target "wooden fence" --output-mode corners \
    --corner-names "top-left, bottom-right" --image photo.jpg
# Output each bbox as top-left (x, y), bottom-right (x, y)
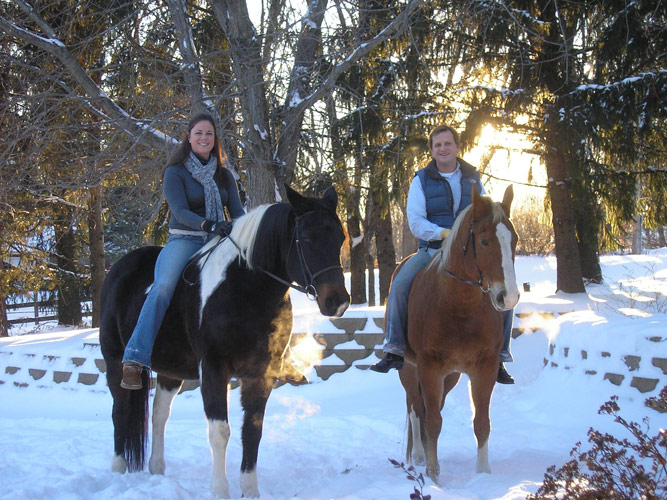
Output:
top-left (7, 300), bottom-right (91, 326)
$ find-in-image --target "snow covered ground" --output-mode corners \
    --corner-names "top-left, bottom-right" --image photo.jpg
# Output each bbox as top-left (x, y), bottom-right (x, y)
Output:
top-left (1, 250), bottom-right (666, 500)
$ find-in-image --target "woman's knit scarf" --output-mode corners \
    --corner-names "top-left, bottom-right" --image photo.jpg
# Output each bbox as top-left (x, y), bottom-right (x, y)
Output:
top-left (185, 152), bottom-right (224, 223)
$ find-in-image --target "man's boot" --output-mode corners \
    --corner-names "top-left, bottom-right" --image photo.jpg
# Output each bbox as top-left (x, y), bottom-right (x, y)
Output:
top-left (370, 353), bottom-right (404, 373)
top-left (497, 362), bottom-right (515, 384)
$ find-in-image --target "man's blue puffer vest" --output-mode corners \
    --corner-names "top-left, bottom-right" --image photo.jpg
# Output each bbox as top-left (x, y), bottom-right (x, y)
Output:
top-left (415, 159), bottom-right (482, 249)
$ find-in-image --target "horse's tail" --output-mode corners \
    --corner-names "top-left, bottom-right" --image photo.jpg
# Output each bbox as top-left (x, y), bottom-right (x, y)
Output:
top-left (121, 372), bottom-right (150, 472)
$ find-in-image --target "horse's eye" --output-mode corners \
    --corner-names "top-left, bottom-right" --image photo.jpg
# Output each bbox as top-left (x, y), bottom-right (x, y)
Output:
top-left (480, 239), bottom-right (489, 247)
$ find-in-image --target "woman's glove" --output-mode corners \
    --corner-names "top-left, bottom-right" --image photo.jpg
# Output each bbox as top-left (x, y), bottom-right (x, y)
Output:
top-left (202, 220), bottom-right (233, 237)
top-left (440, 228), bottom-right (451, 240)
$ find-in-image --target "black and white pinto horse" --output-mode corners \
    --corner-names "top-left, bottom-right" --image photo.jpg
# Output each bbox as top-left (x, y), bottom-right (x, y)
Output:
top-left (100, 186), bottom-right (350, 498)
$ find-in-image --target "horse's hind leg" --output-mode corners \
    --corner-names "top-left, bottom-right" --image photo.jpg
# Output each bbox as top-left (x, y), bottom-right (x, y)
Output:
top-left (239, 376), bottom-right (273, 498)
top-left (149, 375), bottom-right (183, 475)
top-left (469, 367), bottom-right (497, 474)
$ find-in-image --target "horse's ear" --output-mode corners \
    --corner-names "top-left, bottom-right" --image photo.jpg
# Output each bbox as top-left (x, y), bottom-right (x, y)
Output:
top-left (321, 186), bottom-right (338, 212)
top-left (501, 184), bottom-right (514, 216)
top-left (284, 184), bottom-right (314, 215)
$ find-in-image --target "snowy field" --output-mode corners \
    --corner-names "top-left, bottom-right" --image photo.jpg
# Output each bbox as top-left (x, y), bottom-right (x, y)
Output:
top-left (1, 250), bottom-right (666, 500)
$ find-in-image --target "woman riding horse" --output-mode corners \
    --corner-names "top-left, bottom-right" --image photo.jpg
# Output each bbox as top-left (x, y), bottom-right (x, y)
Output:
top-left (121, 113), bottom-right (244, 390)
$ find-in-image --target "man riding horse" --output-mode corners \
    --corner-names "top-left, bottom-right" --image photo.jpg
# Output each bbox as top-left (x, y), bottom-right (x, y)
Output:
top-left (371, 124), bottom-right (515, 384)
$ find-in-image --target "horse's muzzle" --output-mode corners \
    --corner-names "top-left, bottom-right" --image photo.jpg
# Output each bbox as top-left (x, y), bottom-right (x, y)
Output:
top-left (316, 282), bottom-right (350, 317)
top-left (489, 284), bottom-right (520, 311)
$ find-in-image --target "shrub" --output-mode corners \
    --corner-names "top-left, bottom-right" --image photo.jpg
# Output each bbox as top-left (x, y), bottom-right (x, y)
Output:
top-left (529, 386), bottom-right (667, 500)
top-left (512, 195), bottom-right (555, 256)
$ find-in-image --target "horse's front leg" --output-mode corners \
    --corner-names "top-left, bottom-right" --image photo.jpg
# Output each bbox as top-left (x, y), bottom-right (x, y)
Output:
top-left (201, 359), bottom-right (232, 499)
top-left (238, 376), bottom-right (273, 498)
top-left (399, 362), bottom-right (426, 465)
top-left (149, 375), bottom-right (183, 474)
top-left (418, 363), bottom-right (445, 484)
top-left (469, 362), bottom-right (497, 474)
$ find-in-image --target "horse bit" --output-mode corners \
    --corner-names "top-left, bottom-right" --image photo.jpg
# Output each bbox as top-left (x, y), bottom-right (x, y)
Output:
top-left (445, 214), bottom-right (493, 293)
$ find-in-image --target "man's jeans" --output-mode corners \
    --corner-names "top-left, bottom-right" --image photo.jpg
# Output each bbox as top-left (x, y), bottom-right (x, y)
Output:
top-left (383, 247), bottom-right (514, 362)
top-left (123, 234), bottom-right (205, 368)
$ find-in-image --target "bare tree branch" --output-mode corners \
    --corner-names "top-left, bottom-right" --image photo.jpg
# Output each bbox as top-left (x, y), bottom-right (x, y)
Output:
top-left (1, 0), bottom-right (177, 149)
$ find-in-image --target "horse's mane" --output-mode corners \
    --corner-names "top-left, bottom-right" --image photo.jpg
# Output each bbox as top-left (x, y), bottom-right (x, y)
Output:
top-left (429, 196), bottom-right (506, 273)
top-left (248, 203), bottom-right (294, 271)
top-left (195, 204), bottom-right (272, 270)
top-left (195, 204), bottom-right (273, 322)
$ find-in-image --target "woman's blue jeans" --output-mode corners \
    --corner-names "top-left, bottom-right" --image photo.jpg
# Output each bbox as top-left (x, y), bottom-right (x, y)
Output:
top-left (122, 234), bottom-right (205, 368)
top-left (383, 247), bottom-right (514, 363)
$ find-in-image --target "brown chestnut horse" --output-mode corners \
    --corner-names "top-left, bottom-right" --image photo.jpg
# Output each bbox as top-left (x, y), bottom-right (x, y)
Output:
top-left (398, 185), bottom-right (519, 483)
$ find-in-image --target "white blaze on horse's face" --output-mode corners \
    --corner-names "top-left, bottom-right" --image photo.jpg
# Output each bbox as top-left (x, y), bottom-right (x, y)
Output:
top-left (491, 222), bottom-right (520, 311)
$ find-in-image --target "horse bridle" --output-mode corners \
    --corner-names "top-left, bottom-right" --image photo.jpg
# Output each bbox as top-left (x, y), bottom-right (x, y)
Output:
top-left (445, 214), bottom-right (494, 293)
top-left (192, 210), bottom-right (342, 301)
top-left (284, 210), bottom-right (343, 300)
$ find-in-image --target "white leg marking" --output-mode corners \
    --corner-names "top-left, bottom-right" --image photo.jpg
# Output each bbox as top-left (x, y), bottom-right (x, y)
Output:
top-left (476, 439), bottom-right (491, 474)
top-left (111, 454), bottom-right (127, 473)
top-left (208, 419), bottom-right (231, 499)
top-left (241, 469), bottom-right (260, 498)
top-left (495, 224), bottom-right (520, 308)
top-left (409, 409), bottom-right (426, 465)
top-left (149, 384), bottom-right (179, 475)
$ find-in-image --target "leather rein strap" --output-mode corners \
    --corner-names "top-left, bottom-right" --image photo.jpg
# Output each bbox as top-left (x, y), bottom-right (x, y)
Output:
top-left (196, 209), bottom-right (342, 301)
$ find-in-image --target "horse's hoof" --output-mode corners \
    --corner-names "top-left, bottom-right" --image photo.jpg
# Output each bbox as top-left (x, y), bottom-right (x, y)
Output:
top-left (148, 457), bottom-right (165, 475)
top-left (426, 464), bottom-right (440, 485)
top-left (111, 454), bottom-right (127, 474)
top-left (210, 480), bottom-right (230, 499)
top-left (476, 463), bottom-right (492, 474)
top-left (241, 470), bottom-right (260, 498)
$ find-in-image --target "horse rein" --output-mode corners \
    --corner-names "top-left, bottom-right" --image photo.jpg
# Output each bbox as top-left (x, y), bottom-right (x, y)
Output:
top-left (445, 214), bottom-right (493, 293)
top-left (183, 210), bottom-right (342, 301)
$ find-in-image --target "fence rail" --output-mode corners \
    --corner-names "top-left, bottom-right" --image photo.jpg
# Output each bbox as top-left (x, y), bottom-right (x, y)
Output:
top-left (7, 300), bottom-right (91, 326)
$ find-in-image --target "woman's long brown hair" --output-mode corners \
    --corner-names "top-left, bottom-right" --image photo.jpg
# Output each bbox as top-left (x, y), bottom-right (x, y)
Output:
top-left (163, 113), bottom-right (230, 189)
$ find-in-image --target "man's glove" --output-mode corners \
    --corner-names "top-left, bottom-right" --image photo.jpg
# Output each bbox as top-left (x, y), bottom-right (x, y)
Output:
top-left (202, 220), bottom-right (233, 237)
top-left (440, 228), bottom-right (451, 240)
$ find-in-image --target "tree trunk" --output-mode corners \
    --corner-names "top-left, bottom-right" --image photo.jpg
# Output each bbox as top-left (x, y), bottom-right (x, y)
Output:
top-left (657, 226), bottom-right (666, 247)
top-left (211, 0), bottom-right (276, 206)
top-left (631, 178), bottom-right (643, 255)
top-left (575, 195), bottom-right (602, 283)
top-left (327, 97), bottom-right (366, 304)
top-left (369, 168), bottom-right (396, 304)
top-left (545, 132), bottom-right (585, 293)
top-left (400, 207), bottom-right (417, 260)
top-left (87, 185), bottom-right (105, 327)
top-left (347, 209), bottom-right (367, 304)
top-left (365, 196), bottom-right (376, 307)
top-left (274, 0), bottom-right (328, 187)
top-left (366, 251), bottom-right (376, 307)
top-left (55, 206), bottom-right (82, 326)
top-left (0, 291), bottom-right (8, 337)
